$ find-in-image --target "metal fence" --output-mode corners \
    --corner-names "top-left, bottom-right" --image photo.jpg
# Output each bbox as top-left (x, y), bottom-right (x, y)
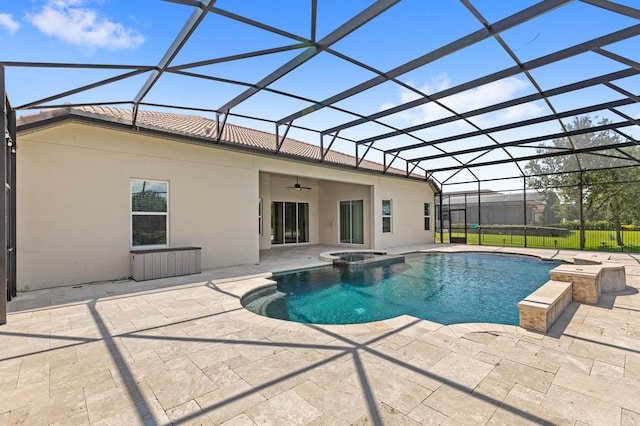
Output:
top-left (435, 181), bottom-right (640, 253)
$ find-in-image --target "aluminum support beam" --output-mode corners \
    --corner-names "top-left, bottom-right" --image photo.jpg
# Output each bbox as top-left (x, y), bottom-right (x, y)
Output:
top-left (168, 44), bottom-right (308, 71)
top-left (215, 112), bottom-right (227, 143)
top-left (363, 68), bottom-right (638, 148)
top-left (0, 61), bottom-right (150, 70)
top-left (410, 120), bottom-right (634, 163)
top-left (356, 142), bottom-right (374, 168)
top-left (18, 69), bottom-right (151, 110)
top-left (324, 23), bottom-right (640, 135)
top-left (163, 0), bottom-right (202, 7)
top-left (218, 0), bottom-right (400, 114)
top-left (389, 97), bottom-right (636, 155)
top-left (133, 0), bottom-right (217, 106)
top-left (218, 45), bottom-right (317, 113)
top-left (423, 140), bottom-right (639, 174)
top-left (0, 66), bottom-right (7, 325)
top-left (610, 109), bottom-right (640, 130)
top-left (579, 171), bottom-right (585, 249)
top-left (462, 0), bottom-right (574, 176)
top-left (384, 152), bottom-right (400, 173)
top-left (275, 122), bottom-right (292, 153)
top-left (165, 0), bottom-right (311, 44)
top-left (311, 0), bottom-right (317, 43)
top-left (279, 0), bottom-right (570, 127)
top-left (321, 132), bottom-right (339, 162)
top-left (579, 0), bottom-right (640, 19)
top-left (603, 82), bottom-right (640, 103)
top-left (171, 67), bottom-right (440, 153)
top-left (8, 108), bottom-right (15, 300)
top-left (593, 48), bottom-right (640, 71)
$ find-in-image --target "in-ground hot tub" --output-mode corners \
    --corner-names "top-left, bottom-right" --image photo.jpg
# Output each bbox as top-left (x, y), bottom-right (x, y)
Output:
top-left (320, 250), bottom-right (405, 270)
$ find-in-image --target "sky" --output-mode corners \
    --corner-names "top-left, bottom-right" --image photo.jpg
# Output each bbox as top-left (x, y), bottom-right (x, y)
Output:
top-left (1, 0), bottom-right (639, 191)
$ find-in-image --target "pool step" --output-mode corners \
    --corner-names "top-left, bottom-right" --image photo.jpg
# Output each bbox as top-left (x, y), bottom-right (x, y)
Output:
top-left (241, 285), bottom-right (284, 315)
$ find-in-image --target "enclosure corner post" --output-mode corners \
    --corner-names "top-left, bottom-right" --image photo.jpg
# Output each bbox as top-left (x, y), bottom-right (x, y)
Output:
top-left (0, 66), bottom-right (7, 326)
top-left (523, 177), bottom-right (528, 248)
top-left (477, 181), bottom-right (482, 246)
top-left (579, 171), bottom-right (585, 250)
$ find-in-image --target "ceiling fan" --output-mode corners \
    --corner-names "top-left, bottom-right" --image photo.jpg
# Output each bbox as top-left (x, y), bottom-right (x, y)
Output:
top-left (287, 176), bottom-right (312, 191)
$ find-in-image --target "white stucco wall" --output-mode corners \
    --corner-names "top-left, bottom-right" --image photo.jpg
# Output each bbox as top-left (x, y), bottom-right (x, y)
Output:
top-left (375, 178), bottom-right (434, 249)
top-left (317, 180), bottom-right (373, 248)
top-left (18, 123), bottom-right (260, 290)
top-left (18, 120), bottom-right (435, 290)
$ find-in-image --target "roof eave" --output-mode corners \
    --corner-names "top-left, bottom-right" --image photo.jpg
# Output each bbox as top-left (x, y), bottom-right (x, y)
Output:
top-left (17, 110), bottom-right (432, 184)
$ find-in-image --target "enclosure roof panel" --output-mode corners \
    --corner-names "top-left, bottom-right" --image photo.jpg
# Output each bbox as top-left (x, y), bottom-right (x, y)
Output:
top-left (2, 0), bottom-right (639, 186)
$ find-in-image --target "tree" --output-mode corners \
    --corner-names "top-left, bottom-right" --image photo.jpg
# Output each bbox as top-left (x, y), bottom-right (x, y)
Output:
top-left (526, 116), bottom-right (640, 247)
top-left (132, 189), bottom-right (167, 212)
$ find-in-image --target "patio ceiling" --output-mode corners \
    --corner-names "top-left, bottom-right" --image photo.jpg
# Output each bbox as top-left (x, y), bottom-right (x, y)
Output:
top-left (2, 0), bottom-right (640, 188)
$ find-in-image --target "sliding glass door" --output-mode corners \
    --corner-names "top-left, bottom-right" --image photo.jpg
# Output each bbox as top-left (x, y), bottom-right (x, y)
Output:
top-left (339, 200), bottom-right (364, 244)
top-left (271, 201), bottom-right (309, 245)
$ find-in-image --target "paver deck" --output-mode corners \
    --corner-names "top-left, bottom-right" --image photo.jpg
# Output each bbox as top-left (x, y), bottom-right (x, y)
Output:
top-left (1, 244), bottom-right (639, 425)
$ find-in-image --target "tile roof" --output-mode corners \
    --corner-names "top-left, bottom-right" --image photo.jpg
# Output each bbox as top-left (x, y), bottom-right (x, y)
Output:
top-left (17, 106), bottom-right (417, 178)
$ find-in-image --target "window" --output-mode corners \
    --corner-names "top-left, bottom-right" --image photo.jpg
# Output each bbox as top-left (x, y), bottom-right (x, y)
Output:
top-left (258, 198), bottom-right (263, 235)
top-left (131, 179), bottom-right (168, 247)
top-left (271, 201), bottom-right (309, 244)
top-left (424, 202), bottom-right (431, 230)
top-left (382, 199), bottom-right (392, 233)
top-left (340, 200), bottom-right (364, 244)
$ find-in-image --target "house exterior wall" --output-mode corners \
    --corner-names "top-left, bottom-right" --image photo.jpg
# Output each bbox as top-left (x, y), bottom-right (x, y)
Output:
top-left (317, 180), bottom-right (372, 248)
top-left (18, 121), bottom-right (435, 290)
top-left (18, 123), bottom-right (260, 290)
top-left (376, 179), bottom-right (433, 248)
top-left (258, 172), bottom-right (271, 250)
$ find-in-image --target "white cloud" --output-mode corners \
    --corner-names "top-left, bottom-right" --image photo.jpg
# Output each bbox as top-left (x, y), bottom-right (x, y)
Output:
top-left (382, 74), bottom-right (455, 124)
top-left (444, 77), bottom-right (528, 113)
top-left (497, 103), bottom-right (544, 122)
top-left (0, 13), bottom-right (20, 34)
top-left (27, 0), bottom-right (144, 50)
top-left (383, 75), bottom-right (539, 127)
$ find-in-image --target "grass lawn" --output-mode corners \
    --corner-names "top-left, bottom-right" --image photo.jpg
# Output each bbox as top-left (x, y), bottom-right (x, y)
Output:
top-left (438, 229), bottom-right (639, 252)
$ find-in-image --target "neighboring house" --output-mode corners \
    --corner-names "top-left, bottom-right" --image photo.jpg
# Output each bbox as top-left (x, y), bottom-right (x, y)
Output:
top-left (439, 190), bottom-right (559, 226)
top-left (16, 106), bottom-right (436, 290)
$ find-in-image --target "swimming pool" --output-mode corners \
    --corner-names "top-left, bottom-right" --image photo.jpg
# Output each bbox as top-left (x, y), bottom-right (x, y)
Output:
top-left (242, 252), bottom-right (560, 325)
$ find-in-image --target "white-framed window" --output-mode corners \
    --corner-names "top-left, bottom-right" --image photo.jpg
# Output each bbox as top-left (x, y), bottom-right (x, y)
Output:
top-left (424, 202), bottom-right (431, 231)
top-left (340, 200), bottom-right (364, 244)
top-left (382, 199), bottom-right (392, 233)
top-left (131, 179), bottom-right (168, 248)
top-left (258, 198), bottom-right (263, 236)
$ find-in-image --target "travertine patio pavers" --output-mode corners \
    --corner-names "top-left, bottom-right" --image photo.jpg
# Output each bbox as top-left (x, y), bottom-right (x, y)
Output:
top-left (1, 245), bottom-right (639, 425)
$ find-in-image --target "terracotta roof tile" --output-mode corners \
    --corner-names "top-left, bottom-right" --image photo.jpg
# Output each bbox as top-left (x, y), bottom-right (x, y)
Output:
top-left (18, 106), bottom-right (416, 177)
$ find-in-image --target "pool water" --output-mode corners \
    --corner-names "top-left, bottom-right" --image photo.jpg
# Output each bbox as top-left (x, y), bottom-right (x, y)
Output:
top-left (243, 253), bottom-right (560, 325)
